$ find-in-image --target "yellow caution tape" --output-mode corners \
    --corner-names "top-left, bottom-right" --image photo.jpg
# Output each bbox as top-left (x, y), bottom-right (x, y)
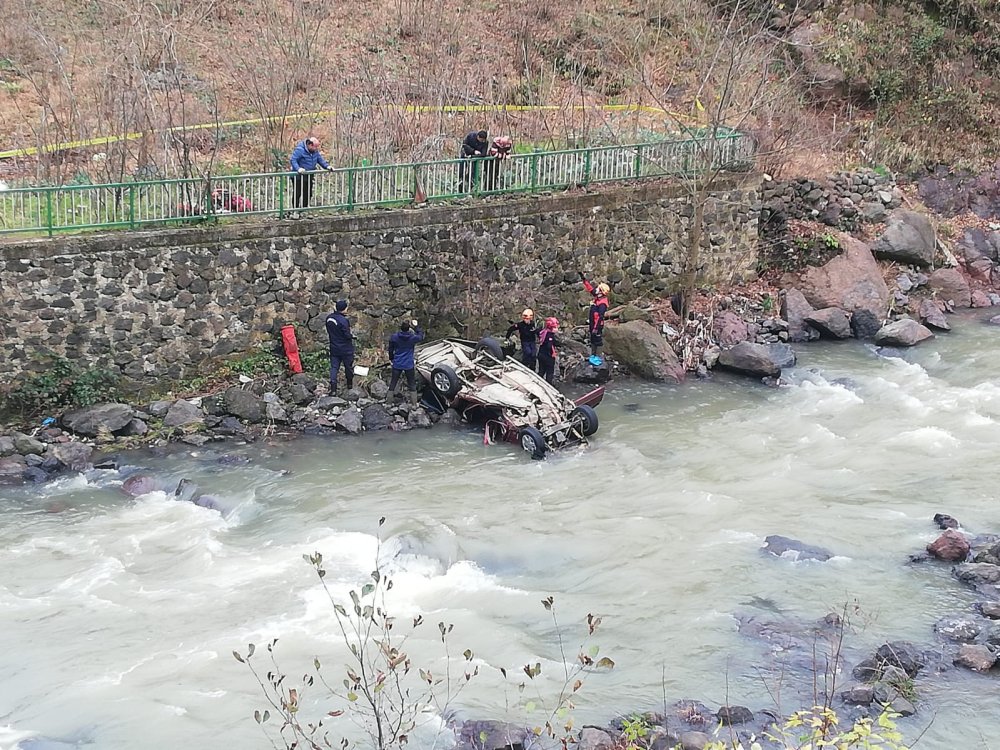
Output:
top-left (0, 103), bottom-right (697, 159)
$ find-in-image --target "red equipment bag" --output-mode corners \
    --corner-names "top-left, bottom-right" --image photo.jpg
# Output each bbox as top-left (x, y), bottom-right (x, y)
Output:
top-left (280, 324), bottom-right (304, 374)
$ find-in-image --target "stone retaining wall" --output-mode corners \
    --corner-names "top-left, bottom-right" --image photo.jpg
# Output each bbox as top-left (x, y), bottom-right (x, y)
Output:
top-left (0, 178), bottom-right (760, 383)
top-left (760, 170), bottom-right (902, 233)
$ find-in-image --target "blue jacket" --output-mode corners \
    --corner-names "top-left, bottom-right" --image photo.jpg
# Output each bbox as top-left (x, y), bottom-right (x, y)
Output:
top-left (326, 311), bottom-right (355, 354)
top-left (290, 141), bottom-right (330, 172)
top-left (387, 328), bottom-right (424, 370)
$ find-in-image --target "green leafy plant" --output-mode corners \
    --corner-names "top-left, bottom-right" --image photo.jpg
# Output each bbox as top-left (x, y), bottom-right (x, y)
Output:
top-left (1, 357), bottom-right (121, 416)
top-left (699, 707), bottom-right (909, 750)
top-left (619, 714), bottom-right (651, 750)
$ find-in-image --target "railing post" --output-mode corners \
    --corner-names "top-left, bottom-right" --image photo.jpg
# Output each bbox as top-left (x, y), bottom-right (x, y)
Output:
top-left (583, 147), bottom-right (592, 187)
top-left (633, 144), bottom-right (643, 179)
top-left (472, 159), bottom-right (480, 197)
top-left (346, 167), bottom-right (356, 211)
top-left (278, 172), bottom-right (285, 218)
top-left (205, 176), bottom-right (214, 220)
top-left (530, 150), bottom-right (539, 192)
top-left (45, 188), bottom-right (54, 237)
top-left (128, 184), bottom-right (136, 229)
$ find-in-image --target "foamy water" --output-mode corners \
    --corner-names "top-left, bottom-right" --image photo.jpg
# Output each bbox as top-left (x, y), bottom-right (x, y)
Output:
top-left (2, 312), bottom-right (1000, 749)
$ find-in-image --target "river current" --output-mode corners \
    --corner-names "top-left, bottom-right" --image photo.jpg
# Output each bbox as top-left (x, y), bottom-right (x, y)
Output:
top-left (2, 313), bottom-right (1000, 749)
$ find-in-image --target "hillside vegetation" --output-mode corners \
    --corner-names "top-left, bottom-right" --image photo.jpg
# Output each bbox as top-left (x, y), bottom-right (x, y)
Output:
top-left (0, 0), bottom-right (997, 183)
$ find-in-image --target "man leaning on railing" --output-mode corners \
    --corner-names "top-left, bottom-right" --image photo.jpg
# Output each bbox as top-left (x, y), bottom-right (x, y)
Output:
top-left (288, 137), bottom-right (334, 218)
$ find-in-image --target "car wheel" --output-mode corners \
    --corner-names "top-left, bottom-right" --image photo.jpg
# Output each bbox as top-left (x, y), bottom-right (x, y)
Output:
top-left (517, 426), bottom-right (548, 459)
top-left (430, 364), bottom-right (461, 398)
top-left (476, 336), bottom-right (506, 361)
top-left (570, 405), bottom-right (599, 436)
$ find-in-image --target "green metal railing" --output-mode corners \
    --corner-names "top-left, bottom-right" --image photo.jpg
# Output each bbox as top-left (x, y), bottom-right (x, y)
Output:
top-left (0, 131), bottom-right (755, 238)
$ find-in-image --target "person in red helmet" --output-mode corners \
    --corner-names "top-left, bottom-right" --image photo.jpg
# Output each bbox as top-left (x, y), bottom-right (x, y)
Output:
top-left (506, 308), bottom-right (540, 370)
top-left (537, 316), bottom-right (561, 384)
top-left (578, 272), bottom-right (610, 358)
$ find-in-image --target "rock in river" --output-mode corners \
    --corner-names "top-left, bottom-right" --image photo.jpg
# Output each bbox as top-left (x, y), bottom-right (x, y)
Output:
top-left (927, 529), bottom-right (970, 562)
top-left (717, 342), bottom-right (783, 379)
top-left (761, 535), bottom-right (833, 562)
top-left (874, 318), bottom-right (934, 347)
top-left (603, 320), bottom-right (685, 382)
top-left (954, 644), bottom-right (997, 672)
top-left (62, 403), bottom-right (134, 437)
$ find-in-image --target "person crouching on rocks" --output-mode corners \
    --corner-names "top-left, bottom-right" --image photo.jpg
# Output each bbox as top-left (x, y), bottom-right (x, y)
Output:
top-left (578, 272), bottom-right (610, 359)
top-left (506, 308), bottom-right (540, 370)
top-left (326, 299), bottom-right (356, 394)
top-left (388, 319), bottom-right (425, 403)
top-left (537, 317), bottom-right (561, 384)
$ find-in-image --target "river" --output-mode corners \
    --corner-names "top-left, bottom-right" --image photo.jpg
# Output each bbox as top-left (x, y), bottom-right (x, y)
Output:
top-left (2, 313), bottom-right (999, 749)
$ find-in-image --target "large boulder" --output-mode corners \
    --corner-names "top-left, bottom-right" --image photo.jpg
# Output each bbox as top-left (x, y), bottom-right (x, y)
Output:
top-left (12, 432), bottom-right (46, 456)
top-left (954, 644), bottom-right (997, 673)
top-left (762, 535), bottom-right (833, 562)
top-left (0, 436), bottom-right (15, 457)
top-left (934, 616), bottom-right (981, 643)
top-left (872, 210), bottom-right (936, 266)
top-left (805, 307), bottom-right (852, 339)
top-left (928, 268), bottom-right (972, 308)
top-left (0, 455), bottom-right (27, 482)
top-left (917, 299), bottom-right (950, 331)
top-left (48, 441), bottom-right (94, 471)
top-left (163, 399), bottom-right (204, 428)
top-left (780, 287), bottom-right (819, 342)
top-left (717, 342), bottom-right (782, 379)
top-left (603, 320), bottom-right (684, 383)
top-left (336, 406), bottom-right (363, 434)
top-left (797, 235), bottom-right (890, 323)
top-left (222, 387), bottom-right (265, 423)
top-left (875, 641), bottom-right (925, 677)
top-left (361, 403), bottom-right (393, 431)
top-left (62, 403), bottom-right (134, 437)
top-left (712, 310), bottom-right (749, 347)
top-left (927, 530), bottom-right (970, 562)
top-left (764, 343), bottom-right (797, 369)
top-left (874, 319), bottom-right (934, 347)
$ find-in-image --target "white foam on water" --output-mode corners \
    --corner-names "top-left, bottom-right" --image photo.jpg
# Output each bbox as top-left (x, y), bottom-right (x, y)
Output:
top-left (888, 426), bottom-right (959, 452)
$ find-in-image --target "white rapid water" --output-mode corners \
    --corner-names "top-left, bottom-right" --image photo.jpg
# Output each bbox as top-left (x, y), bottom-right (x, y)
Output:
top-left (2, 312), bottom-right (1000, 749)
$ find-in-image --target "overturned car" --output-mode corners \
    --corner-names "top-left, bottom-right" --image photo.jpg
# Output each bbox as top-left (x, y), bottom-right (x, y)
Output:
top-left (414, 337), bottom-right (604, 459)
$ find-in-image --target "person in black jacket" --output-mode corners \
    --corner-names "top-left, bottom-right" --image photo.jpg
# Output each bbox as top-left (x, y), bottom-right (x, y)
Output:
top-left (325, 299), bottom-right (356, 393)
top-left (387, 320), bottom-right (425, 403)
top-left (536, 317), bottom-right (561, 384)
top-left (505, 308), bottom-right (540, 370)
top-left (458, 130), bottom-right (488, 192)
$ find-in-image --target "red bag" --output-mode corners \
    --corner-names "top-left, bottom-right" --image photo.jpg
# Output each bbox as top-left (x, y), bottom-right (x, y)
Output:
top-left (280, 325), bottom-right (303, 374)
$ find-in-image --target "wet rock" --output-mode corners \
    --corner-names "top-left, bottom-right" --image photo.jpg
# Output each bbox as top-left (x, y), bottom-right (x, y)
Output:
top-left (954, 644), bottom-right (997, 672)
top-left (181, 434), bottom-right (211, 446)
top-left (408, 408), bottom-right (432, 429)
top-left (575, 727), bottom-right (615, 750)
top-left (918, 299), bottom-right (950, 331)
top-left (974, 541), bottom-right (1000, 566)
top-left (984, 623), bottom-right (1000, 648)
top-left (971, 290), bottom-right (993, 308)
top-left (0, 436), bottom-right (14, 457)
top-left (780, 287), bottom-right (819, 342)
top-left (850, 308), bottom-right (882, 339)
top-left (805, 307), bottom-right (853, 339)
top-left (122, 474), bottom-right (160, 496)
top-left (12, 432), bottom-right (46, 456)
top-left (678, 731), bottom-right (711, 750)
top-left (763, 343), bottom-right (796, 369)
top-left (215, 416), bottom-right (246, 435)
top-left (978, 602), bottom-right (1000, 619)
top-left (889, 697), bottom-right (917, 717)
top-left (345, 388), bottom-right (363, 402)
top-left (928, 268), bottom-right (972, 308)
top-left (712, 310), bottom-right (749, 347)
top-left (314, 395), bottom-right (349, 410)
top-left (954, 562), bottom-right (1000, 592)
top-left (361, 403), bottom-right (393, 430)
top-left (23, 466), bottom-right (51, 483)
top-left (455, 720), bottom-right (529, 750)
top-left (265, 401), bottom-right (289, 423)
top-left (840, 684), bottom-right (875, 705)
top-left (48, 442), bottom-right (94, 471)
top-left (603, 320), bottom-right (685, 382)
top-left (222, 387), bottom-right (265, 423)
top-left (872, 210), bottom-right (936, 266)
top-left (875, 641), bottom-right (925, 677)
top-left (852, 658), bottom-right (881, 682)
top-left (120, 418), bottom-right (149, 436)
top-left (716, 706), bottom-right (753, 725)
top-left (0, 455), bottom-right (27, 481)
top-left (163, 399), bottom-right (204, 428)
top-left (368, 380), bottom-right (391, 400)
top-left (927, 530), bottom-right (971, 562)
top-left (934, 513), bottom-right (960, 529)
top-left (336, 406), bottom-right (363, 434)
top-left (874, 318), bottom-right (933, 347)
top-left (797, 235), bottom-right (890, 325)
top-left (62, 403), bottom-right (135, 437)
top-left (934, 616), bottom-right (981, 642)
top-left (762, 535), bottom-right (832, 562)
top-left (718, 342), bottom-right (782, 379)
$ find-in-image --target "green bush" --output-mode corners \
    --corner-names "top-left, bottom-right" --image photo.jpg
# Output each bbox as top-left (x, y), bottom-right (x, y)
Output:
top-left (1, 358), bottom-right (121, 416)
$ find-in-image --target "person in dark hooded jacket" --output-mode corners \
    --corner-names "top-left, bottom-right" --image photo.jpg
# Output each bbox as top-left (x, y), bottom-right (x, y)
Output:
top-left (387, 320), bottom-right (425, 402)
top-left (326, 299), bottom-right (356, 393)
top-left (505, 308), bottom-right (540, 370)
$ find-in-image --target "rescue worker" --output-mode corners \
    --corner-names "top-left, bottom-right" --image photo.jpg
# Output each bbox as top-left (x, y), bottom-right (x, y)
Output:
top-left (536, 316), bottom-right (560, 384)
top-left (579, 272), bottom-right (610, 358)
top-left (387, 319), bottom-right (425, 403)
top-left (458, 129), bottom-right (489, 192)
top-left (506, 308), bottom-right (540, 370)
top-left (482, 135), bottom-right (513, 192)
top-left (325, 299), bottom-right (356, 394)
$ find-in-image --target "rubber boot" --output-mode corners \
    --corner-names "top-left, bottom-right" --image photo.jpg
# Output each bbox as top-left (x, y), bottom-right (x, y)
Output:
top-left (409, 389), bottom-right (420, 406)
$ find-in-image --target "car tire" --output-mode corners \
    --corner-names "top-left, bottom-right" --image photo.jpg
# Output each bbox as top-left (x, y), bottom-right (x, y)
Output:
top-left (517, 426), bottom-right (548, 459)
top-left (430, 364), bottom-right (461, 399)
top-left (476, 336), bottom-right (506, 361)
top-left (571, 405), bottom-right (599, 436)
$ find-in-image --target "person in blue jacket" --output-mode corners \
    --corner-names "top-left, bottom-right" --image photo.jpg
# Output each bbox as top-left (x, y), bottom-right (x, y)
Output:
top-left (289, 137), bottom-right (333, 214)
top-left (387, 319), bottom-right (425, 403)
top-left (325, 299), bottom-right (356, 394)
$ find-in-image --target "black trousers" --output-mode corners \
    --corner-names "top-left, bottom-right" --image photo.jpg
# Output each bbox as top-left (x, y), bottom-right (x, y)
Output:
top-left (457, 157), bottom-right (479, 192)
top-left (291, 173), bottom-right (315, 209)
top-left (330, 351), bottom-right (354, 390)
top-left (389, 368), bottom-right (416, 391)
top-left (537, 355), bottom-right (556, 384)
top-left (520, 340), bottom-right (538, 371)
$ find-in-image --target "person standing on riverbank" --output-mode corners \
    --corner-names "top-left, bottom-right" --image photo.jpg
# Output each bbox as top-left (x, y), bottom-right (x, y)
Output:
top-left (536, 317), bottom-right (560, 384)
top-left (506, 308), bottom-right (540, 370)
top-left (289, 137), bottom-right (334, 215)
top-left (387, 319), bottom-right (425, 403)
top-left (326, 300), bottom-right (355, 394)
top-left (579, 273), bottom-right (610, 359)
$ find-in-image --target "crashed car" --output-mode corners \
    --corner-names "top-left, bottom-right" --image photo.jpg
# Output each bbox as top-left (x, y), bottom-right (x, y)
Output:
top-left (414, 337), bottom-right (604, 458)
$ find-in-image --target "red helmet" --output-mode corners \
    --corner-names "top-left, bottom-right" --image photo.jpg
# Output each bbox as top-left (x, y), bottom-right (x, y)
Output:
top-left (544, 316), bottom-right (559, 329)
